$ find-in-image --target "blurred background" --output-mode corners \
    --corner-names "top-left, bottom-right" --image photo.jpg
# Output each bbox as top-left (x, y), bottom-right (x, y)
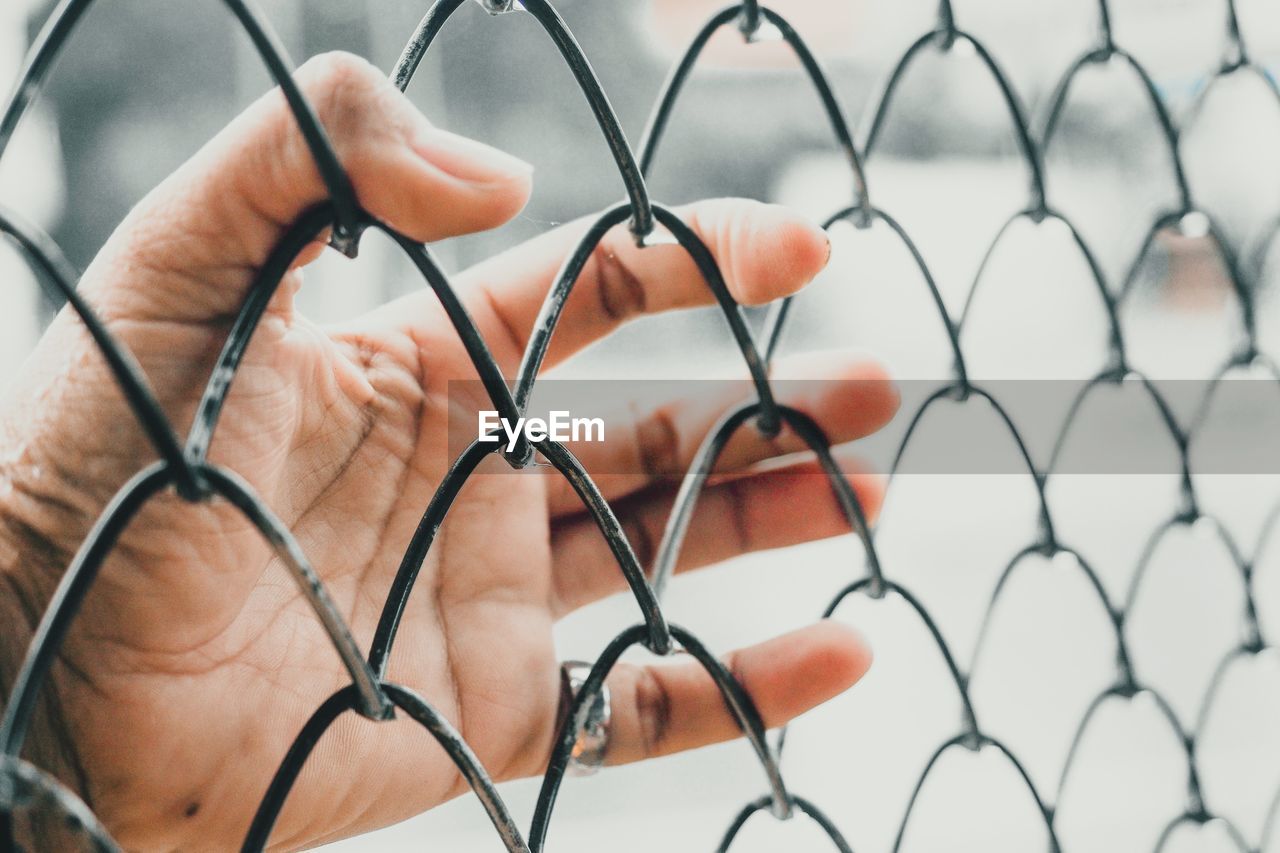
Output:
top-left (3, 0), bottom-right (1280, 850)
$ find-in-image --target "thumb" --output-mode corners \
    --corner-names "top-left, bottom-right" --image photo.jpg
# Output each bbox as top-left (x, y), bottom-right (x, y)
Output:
top-left (80, 51), bottom-right (533, 325)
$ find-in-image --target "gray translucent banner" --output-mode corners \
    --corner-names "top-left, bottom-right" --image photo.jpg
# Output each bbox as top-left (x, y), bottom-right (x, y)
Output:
top-left (446, 378), bottom-right (1280, 474)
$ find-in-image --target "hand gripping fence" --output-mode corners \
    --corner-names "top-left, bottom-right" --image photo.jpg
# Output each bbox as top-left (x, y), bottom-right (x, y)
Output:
top-left (0, 0), bottom-right (1278, 850)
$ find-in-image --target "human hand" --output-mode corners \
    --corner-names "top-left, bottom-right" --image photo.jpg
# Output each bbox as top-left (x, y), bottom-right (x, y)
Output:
top-left (0, 52), bottom-right (896, 849)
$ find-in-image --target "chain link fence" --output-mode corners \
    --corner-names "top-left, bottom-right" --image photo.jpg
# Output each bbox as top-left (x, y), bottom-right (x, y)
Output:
top-left (1, 0), bottom-right (1279, 850)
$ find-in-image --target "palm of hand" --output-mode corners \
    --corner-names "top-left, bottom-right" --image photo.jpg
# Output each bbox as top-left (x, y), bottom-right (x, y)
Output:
top-left (7, 280), bottom-right (547, 845)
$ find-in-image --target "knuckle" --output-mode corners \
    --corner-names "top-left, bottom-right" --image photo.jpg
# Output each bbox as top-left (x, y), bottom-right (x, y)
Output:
top-left (590, 239), bottom-right (647, 323)
top-left (722, 649), bottom-right (748, 694)
top-left (633, 667), bottom-right (672, 759)
top-left (723, 477), bottom-right (754, 554)
top-left (296, 51), bottom-right (384, 132)
top-left (620, 505), bottom-right (656, 573)
top-left (633, 405), bottom-right (680, 480)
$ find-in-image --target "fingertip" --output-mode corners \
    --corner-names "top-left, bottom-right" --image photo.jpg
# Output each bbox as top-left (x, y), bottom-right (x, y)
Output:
top-left (778, 210), bottom-right (832, 293)
top-left (741, 203), bottom-right (830, 305)
top-left (411, 128), bottom-right (534, 189)
top-left (357, 141), bottom-right (533, 243)
top-left (786, 348), bottom-right (894, 387)
top-left (751, 621), bottom-right (872, 727)
top-left (411, 129), bottom-right (535, 230)
top-left (682, 199), bottom-right (830, 306)
top-left (487, 165), bottom-right (535, 226)
top-left (770, 350), bottom-right (900, 451)
top-left (844, 358), bottom-right (898, 405)
top-left (436, 167), bottom-right (533, 238)
top-left (810, 352), bottom-right (901, 422)
top-left (809, 619), bottom-right (874, 689)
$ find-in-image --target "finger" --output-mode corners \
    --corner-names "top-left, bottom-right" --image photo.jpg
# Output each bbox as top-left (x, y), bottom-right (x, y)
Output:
top-left (81, 51), bottom-right (532, 325)
top-left (600, 621), bottom-right (871, 766)
top-left (417, 197), bottom-right (830, 373)
top-left (550, 448), bottom-right (881, 614)
top-left (546, 351), bottom-right (897, 517)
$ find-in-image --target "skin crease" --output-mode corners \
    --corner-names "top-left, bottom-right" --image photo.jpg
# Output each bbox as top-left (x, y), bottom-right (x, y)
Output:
top-left (0, 52), bottom-right (898, 850)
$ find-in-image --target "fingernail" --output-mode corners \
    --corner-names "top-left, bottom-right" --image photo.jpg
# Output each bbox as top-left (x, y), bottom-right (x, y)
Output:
top-left (413, 129), bottom-right (533, 186)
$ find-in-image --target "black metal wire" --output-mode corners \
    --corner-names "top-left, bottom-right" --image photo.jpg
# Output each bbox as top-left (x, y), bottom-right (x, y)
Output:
top-left (1046, 366), bottom-right (1202, 522)
top-left (894, 732), bottom-right (1061, 853)
top-left (0, 464), bottom-right (172, 759)
top-left (717, 793), bottom-right (853, 852)
top-left (0, 206), bottom-right (202, 500)
top-left (394, 0), bottom-right (657, 240)
top-left (861, 26), bottom-right (1047, 215)
top-left (0, 757), bottom-right (118, 853)
top-left (242, 682), bottom-right (528, 852)
top-left (1040, 45), bottom-right (1192, 213)
top-left (1118, 210), bottom-right (1257, 351)
top-left (511, 201), bottom-right (783, 439)
top-left (823, 577), bottom-right (980, 749)
top-left (1056, 684), bottom-right (1207, 826)
top-left (651, 402), bottom-right (880, 601)
top-left (0, 0), bottom-right (1277, 850)
top-left (957, 206), bottom-right (1126, 368)
top-left (637, 4), bottom-right (869, 211)
top-left (969, 544), bottom-right (1133, 693)
top-left (886, 382), bottom-right (1059, 548)
top-left (0, 0), bottom-right (366, 251)
top-left (1154, 810), bottom-right (1250, 853)
top-left (530, 623), bottom-right (789, 849)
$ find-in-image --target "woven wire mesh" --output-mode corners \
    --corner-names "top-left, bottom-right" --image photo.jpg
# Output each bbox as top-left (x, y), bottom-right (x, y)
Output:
top-left (0, 0), bottom-right (1278, 850)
